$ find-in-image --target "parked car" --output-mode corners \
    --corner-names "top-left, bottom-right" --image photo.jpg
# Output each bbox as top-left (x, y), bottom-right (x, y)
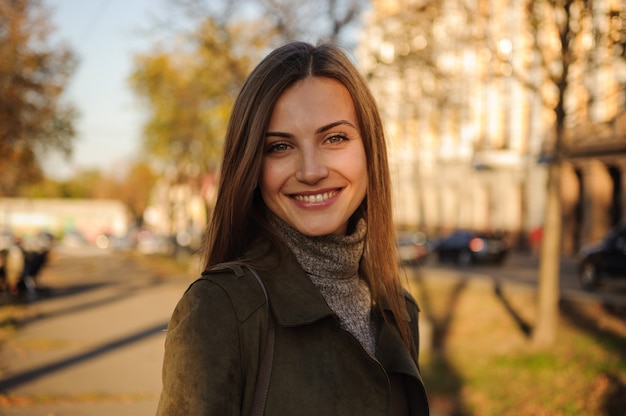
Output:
top-left (397, 231), bottom-right (430, 266)
top-left (578, 222), bottom-right (626, 290)
top-left (432, 230), bottom-right (509, 266)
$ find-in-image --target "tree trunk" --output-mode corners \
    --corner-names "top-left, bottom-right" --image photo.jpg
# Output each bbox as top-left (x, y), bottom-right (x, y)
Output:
top-left (532, 160), bottom-right (562, 347)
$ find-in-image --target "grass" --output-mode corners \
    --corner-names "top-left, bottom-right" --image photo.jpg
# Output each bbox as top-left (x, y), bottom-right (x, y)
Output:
top-left (406, 271), bottom-right (626, 416)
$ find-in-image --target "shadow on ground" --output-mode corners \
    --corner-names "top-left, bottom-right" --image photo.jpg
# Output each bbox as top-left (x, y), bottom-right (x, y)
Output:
top-left (409, 268), bottom-right (471, 416)
top-left (0, 321), bottom-right (167, 393)
top-left (560, 300), bottom-right (626, 415)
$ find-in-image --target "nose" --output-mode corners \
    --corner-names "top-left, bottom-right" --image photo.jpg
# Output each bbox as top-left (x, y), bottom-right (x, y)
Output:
top-left (295, 149), bottom-right (329, 184)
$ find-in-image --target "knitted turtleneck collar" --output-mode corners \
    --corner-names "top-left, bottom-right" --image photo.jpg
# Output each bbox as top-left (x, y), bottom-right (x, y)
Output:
top-left (268, 211), bottom-right (376, 354)
top-left (269, 213), bottom-right (366, 279)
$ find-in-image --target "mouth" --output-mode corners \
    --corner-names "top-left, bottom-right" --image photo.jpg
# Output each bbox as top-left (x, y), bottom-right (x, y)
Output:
top-left (292, 189), bottom-right (339, 203)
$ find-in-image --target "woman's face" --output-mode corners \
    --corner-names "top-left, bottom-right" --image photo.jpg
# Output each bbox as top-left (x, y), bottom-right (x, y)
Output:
top-left (260, 76), bottom-right (368, 236)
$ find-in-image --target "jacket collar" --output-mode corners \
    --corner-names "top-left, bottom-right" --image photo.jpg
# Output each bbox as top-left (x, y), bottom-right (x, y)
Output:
top-left (375, 315), bottom-right (422, 380)
top-left (250, 242), bottom-right (335, 326)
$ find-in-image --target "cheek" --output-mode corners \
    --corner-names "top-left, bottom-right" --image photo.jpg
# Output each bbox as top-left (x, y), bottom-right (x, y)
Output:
top-left (350, 150), bottom-right (369, 195)
top-left (259, 161), bottom-right (283, 197)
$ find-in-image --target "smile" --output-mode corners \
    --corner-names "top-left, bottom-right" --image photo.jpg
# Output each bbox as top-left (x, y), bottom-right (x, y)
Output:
top-left (293, 190), bottom-right (339, 203)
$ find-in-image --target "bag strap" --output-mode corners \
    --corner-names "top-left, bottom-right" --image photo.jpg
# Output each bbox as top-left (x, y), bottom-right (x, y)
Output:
top-left (244, 265), bottom-right (275, 416)
top-left (203, 263), bottom-right (274, 416)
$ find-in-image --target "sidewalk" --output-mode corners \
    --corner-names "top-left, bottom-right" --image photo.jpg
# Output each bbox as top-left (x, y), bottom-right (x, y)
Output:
top-left (0, 246), bottom-right (192, 416)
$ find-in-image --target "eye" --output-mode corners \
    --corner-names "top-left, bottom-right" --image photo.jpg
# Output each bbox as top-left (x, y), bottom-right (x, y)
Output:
top-left (265, 141), bottom-right (291, 154)
top-left (326, 134), bottom-right (348, 144)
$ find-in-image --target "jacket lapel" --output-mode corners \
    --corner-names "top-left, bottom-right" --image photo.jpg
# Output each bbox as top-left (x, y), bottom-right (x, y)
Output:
top-left (251, 245), bottom-right (335, 327)
top-left (375, 322), bottom-right (422, 381)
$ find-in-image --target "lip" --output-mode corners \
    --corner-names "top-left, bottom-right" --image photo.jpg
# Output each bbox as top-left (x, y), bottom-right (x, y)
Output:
top-left (290, 188), bottom-right (342, 206)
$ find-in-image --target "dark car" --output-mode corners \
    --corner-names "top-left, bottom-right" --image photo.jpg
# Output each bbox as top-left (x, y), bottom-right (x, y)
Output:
top-left (578, 222), bottom-right (626, 290)
top-left (432, 230), bottom-right (508, 266)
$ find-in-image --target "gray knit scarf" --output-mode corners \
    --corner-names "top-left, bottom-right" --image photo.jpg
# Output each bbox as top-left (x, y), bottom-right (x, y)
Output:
top-left (268, 213), bottom-right (376, 354)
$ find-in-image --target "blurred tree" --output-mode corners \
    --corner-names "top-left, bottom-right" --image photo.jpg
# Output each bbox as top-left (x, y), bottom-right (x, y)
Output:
top-left (248, 0), bottom-right (366, 44)
top-left (168, 0), bottom-right (367, 46)
top-left (359, 1), bottom-right (445, 92)
top-left (17, 168), bottom-right (105, 198)
top-left (525, 0), bottom-right (625, 347)
top-left (129, 17), bottom-right (265, 180)
top-left (116, 162), bottom-right (157, 224)
top-left (0, 0), bottom-right (78, 196)
top-left (17, 176), bottom-right (66, 198)
top-left (18, 160), bottom-right (156, 225)
top-left (60, 169), bottom-right (109, 199)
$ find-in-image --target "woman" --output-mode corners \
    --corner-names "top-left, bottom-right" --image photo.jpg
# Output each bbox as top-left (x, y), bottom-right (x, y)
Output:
top-left (156, 41), bottom-right (429, 416)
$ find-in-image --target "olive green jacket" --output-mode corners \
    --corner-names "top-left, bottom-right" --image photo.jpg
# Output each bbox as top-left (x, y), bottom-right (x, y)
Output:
top-left (156, 246), bottom-right (429, 415)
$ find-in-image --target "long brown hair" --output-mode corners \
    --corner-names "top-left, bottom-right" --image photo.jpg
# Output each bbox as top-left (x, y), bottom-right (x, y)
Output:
top-left (203, 41), bottom-right (409, 344)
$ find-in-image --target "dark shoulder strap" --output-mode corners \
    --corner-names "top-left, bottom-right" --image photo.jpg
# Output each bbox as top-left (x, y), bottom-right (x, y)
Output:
top-left (202, 263), bottom-right (275, 416)
top-left (243, 266), bottom-right (275, 416)
top-left (198, 263), bottom-right (264, 321)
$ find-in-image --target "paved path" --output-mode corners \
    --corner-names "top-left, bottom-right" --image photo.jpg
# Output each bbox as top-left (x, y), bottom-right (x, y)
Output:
top-left (0, 246), bottom-right (193, 416)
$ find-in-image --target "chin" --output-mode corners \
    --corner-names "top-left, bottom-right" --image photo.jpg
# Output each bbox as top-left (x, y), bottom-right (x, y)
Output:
top-left (298, 224), bottom-right (345, 237)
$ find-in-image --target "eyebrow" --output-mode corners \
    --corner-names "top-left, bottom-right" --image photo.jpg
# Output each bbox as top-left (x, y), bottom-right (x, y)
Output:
top-left (265, 119), bottom-right (357, 138)
top-left (316, 120), bottom-right (357, 134)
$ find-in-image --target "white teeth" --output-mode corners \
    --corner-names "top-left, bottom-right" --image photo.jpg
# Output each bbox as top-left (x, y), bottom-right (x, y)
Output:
top-left (294, 191), bottom-right (337, 203)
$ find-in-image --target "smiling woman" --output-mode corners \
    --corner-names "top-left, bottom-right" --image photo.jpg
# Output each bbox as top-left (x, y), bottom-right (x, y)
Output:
top-left (156, 41), bottom-right (430, 416)
top-left (261, 77), bottom-right (368, 236)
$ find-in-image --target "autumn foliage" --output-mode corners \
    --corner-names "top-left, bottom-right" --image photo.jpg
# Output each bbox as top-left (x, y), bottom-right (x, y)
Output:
top-left (0, 0), bottom-right (78, 196)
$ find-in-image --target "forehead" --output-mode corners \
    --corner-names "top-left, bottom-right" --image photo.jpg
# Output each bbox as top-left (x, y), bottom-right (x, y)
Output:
top-left (268, 77), bottom-right (358, 128)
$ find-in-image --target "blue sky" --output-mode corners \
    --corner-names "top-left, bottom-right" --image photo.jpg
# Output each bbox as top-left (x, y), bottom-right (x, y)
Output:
top-left (43, 0), bottom-right (159, 179)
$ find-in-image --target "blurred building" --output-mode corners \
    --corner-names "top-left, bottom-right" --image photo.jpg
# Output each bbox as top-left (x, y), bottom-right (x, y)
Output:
top-left (142, 172), bottom-right (210, 253)
top-left (0, 198), bottom-right (130, 242)
top-left (357, 0), bottom-right (625, 253)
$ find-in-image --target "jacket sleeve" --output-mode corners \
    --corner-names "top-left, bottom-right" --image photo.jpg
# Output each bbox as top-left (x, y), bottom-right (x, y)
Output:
top-left (156, 279), bottom-right (243, 416)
